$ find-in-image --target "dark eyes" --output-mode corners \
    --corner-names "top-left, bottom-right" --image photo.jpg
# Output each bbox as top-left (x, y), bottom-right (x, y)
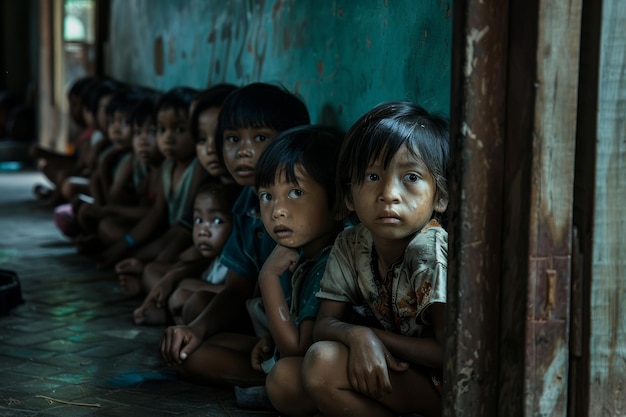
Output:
top-left (258, 192), bottom-right (271, 202)
top-left (259, 189), bottom-right (303, 201)
top-left (194, 216), bottom-right (225, 225)
top-left (287, 189), bottom-right (303, 198)
top-left (366, 173), bottom-right (380, 182)
top-left (364, 172), bottom-right (421, 183)
top-left (404, 173), bottom-right (420, 183)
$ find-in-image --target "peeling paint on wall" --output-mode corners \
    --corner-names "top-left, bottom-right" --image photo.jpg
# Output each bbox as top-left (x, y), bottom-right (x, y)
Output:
top-left (109, 0), bottom-right (451, 129)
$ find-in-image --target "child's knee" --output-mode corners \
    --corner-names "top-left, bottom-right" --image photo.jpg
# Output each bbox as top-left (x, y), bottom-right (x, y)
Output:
top-left (303, 341), bottom-right (343, 386)
top-left (167, 287), bottom-right (186, 315)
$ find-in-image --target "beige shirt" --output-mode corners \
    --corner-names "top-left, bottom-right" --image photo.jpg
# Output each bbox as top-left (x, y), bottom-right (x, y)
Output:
top-left (317, 222), bottom-right (447, 337)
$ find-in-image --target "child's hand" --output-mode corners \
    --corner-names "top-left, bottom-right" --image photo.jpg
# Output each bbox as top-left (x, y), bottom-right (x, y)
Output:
top-left (160, 325), bottom-right (201, 366)
top-left (347, 328), bottom-right (409, 399)
top-left (144, 277), bottom-right (175, 309)
top-left (251, 335), bottom-right (275, 372)
top-left (259, 245), bottom-right (299, 282)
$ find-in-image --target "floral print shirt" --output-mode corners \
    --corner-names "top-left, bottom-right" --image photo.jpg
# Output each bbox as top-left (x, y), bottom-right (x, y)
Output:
top-left (317, 221), bottom-right (447, 336)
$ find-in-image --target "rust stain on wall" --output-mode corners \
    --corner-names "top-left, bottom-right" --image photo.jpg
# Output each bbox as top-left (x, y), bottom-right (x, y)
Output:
top-left (317, 60), bottom-right (324, 77)
top-left (168, 36), bottom-right (176, 64)
top-left (154, 36), bottom-right (164, 76)
top-left (366, 37), bottom-right (372, 49)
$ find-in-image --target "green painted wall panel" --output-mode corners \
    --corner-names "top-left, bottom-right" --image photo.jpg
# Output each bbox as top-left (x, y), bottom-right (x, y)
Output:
top-left (109, 0), bottom-right (451, 129)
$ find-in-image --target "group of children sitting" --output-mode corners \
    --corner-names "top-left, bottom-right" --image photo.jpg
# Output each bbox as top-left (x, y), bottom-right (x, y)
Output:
top-left (31, 75), bottom-right (450, 417)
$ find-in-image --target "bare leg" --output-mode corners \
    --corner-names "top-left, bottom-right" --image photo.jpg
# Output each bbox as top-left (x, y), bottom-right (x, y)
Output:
top-left (303, 341), bottom-right (441, 417)
top-left (178, 332), bottom-right (265, 387)
top-left (181, 290), bottom-right (217, 325)
top-left (116, 258), bottom-right (146, 297)
top-left (133, 299), bottom-right (169, 326)
top-left (266, 357), bottom-right (318, 417)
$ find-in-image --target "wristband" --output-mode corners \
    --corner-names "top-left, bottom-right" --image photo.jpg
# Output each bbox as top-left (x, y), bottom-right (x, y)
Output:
top-left (124, 233), bottom-right (136, 247)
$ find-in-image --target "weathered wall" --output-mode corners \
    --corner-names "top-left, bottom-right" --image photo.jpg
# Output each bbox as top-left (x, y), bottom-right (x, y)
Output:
top-left (108, 0), bottom-right (451, 129)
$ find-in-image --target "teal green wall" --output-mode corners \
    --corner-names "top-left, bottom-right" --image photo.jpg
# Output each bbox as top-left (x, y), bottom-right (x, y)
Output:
top-left (109, 0), bottom-right (451, 130)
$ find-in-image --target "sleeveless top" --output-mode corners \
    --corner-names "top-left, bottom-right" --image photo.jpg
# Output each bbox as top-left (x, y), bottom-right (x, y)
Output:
top-left (161, 158), bottom-right (198, 226)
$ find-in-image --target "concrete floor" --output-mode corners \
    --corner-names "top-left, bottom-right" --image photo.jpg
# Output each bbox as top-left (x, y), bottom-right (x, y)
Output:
top-left (0, 169), bottom-right (280, 417)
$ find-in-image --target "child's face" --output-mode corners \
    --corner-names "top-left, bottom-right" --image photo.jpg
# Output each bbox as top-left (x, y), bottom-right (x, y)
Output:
top-left (97, 94), bottom-right (113, 132)
top-left (192, 192), bottom-right (233, 258)
top-left (156, 107), bottom-right (195, 162)
top-left (196, 107), bottom-right (229, 179)
top-left (82, 108), bottom-right (96, 129)
top-left (108, 111), bottom-right (133, 150)
top-left (258, 164), bottom-right (339, 258)
top-left (222, 127), bottom-right (278, 187)
top-left (69, 94), bottom-right (83, 126)
top-left (132, 120), bottom-right (159, 165)
top-left (347, 144), bottom-right (447, 244)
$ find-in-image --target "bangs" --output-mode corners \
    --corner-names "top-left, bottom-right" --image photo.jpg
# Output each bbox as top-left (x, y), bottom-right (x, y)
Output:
top-left (349, 118), bottom-right (421, 184)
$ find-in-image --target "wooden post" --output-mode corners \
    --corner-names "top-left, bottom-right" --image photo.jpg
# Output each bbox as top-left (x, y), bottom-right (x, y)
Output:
top-left (447, 0), bottom-right (582, 415)
top-left (587, 1), bottom-right (626, 415)
top-left (444, 0), bottom-right (509, 415)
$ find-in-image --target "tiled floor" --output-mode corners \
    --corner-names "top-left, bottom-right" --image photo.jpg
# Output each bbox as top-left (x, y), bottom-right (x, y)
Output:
top-left (0, 169), bottom-right (280, 417)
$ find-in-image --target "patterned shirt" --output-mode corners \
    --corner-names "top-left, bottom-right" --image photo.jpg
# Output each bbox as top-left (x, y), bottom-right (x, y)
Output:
top-left (317, 221), bottom-right (447, 336)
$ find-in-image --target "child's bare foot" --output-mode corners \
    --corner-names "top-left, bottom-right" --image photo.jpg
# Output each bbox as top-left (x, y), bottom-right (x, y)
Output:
top-left (115, 257), bottom-right (144, 276)
top-left (118, 274), bottom-right (142, 297)
top-left (33, 183), bottom-right (53, 200)
top-left (133, 304), bottom-right (168, 325)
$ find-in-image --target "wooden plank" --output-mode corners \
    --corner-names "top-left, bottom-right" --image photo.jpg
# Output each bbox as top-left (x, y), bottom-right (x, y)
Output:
top-left (444, 1), bottom-right (508, 415)
top-left (588, 1), bottom-right (626, 415)
top-left (524, 0), bottom-right (582, 415)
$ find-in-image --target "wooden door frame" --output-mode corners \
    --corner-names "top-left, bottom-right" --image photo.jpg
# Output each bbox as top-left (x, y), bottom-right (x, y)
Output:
top-left (444, 0), bottom-right (582, 415)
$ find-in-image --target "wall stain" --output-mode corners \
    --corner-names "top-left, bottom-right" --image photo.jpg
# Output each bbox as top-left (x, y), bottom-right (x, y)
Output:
top-left (154, 36), bottom-right (164, 76)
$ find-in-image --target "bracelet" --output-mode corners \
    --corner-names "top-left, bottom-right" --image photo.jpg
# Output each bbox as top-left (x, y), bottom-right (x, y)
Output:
top-left (124, 233), bottom-right (136, 247)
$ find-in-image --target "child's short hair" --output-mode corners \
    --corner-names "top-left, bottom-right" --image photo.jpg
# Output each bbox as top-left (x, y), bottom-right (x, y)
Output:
top-left (155, 86), bottom-right (198, 116)
top-left (194, 182), bottom-right (241, 213)
top-left (189, 83), bottom-right (239, 143)
top-left (105, 87), bottom-right (150, 117)
top-left (255, 125), bottom-right (344, 211)
top-left (129, 95), bottom-right (160, 127)
top-left (67, 76), bottom-right (93, 99)
top-left (337, 101), bottom-right (450, 214)
top-left (80, 77), bottom-right (124, 117)
top-left (215, 82), bottom-right (310, 162)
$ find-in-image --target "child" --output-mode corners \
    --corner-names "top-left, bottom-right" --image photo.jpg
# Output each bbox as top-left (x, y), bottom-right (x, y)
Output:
top-left (59, 77), bottom-right (125, 202)
top-left (74, 94), bottom-right (163, 253)
top-left (302, 102), bottom-right (450, 417)
top-left (247, 125), bottom-right (345, 414)
top-left (130, 84), bottom-right (241, 324)
top-left (52, 78), bottom-right (125, 239)
top-left (133, 182), bottom-right (240, 326)
top-left (31, 76), bottom-right (93, 205)
top-left (159, 82), bottom-right (310, 388)
top-left (97, 87), bottom-right (208, 283)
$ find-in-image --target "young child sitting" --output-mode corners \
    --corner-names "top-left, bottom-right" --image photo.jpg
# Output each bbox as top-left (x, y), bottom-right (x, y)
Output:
top-left (121, 84), bottom-right (240, 321)
top-left (97, 86), bottom-right (209, 274)
top-left (159, 82), bottom-right (310, 388)
top-left (247, 125), bottom-right (345, 413)
top-left (31, 75), bottom-right (93, 206)
top-left (133, 182), bottom-right (240, 326)
top-left (302, 102), bottom-right (450, 417)
top-left (73, 93), bottom-right (163, 253)
top-left (74, 87), bottom-right (148, 242)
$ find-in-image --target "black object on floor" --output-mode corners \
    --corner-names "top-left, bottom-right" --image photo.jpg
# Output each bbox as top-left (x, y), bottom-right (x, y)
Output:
top-left (0, 268), bottom-right (24, 316)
